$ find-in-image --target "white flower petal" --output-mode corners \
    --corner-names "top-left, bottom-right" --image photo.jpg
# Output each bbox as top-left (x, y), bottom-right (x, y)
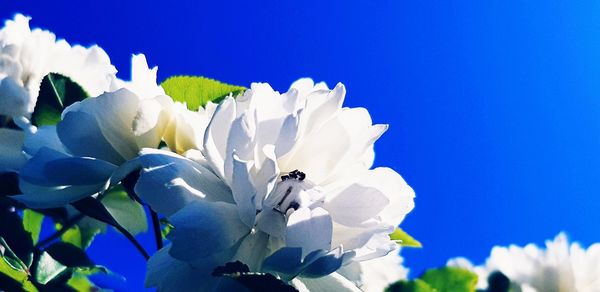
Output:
top-left (286, 207), bottom-right (333, 257)
top-left (58, 89), bottom-right (144, 163)
top-left (231, 154), bottom-right (258, 227)
top-left (231, 231), bottom-right (270, 271)
top-left (122, 54), bottom-right (165, 99)
top-left (362, 167), bottom-right (415, 226)
top-left (167, 201), bottom-right (250, 260)
top-left (280, 108), bottom-right (352, 184)
top-left (294, 272), bottom-right (362, 292)
top-left (224, 111), bottom-right (256, 179)
top-left (23, 125), bottom-right (66, 156)
top-left (256, 208), bottom-right (287, 238)
top-left (132, 95), bottom-right (171, 149)
top-left (15, 147), bottom-right (116, 208)
top-left (324, 179), bottom-right (390, 226)
top-left (58, 111), bottom-right (124, 164)
top-left (146, 245), bottom-right (224, 292)
top-left (0, 77), bottom-right (29, 117)
top-left (203, 97), bottom-right (236, 181)
top-left (301, 82), bottom-right (345, 135)
top-left (0, 128), bottom-right (26, 172)
top-left (135, 149), bottom-right (232, 217)
top-left (356, 250), bottom-right (409, 292)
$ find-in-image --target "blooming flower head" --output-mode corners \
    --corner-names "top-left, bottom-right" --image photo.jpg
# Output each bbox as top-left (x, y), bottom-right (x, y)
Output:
top-left (14, 55), bottom-right (181, 208)
top-left (448, 233), bottom-right (600, 292)
top-left (137, 79), bottom-right (415, 290)
top-left (0, 14), bottom-right (116, 119)
top-left (0, 14), bottom-right (117, 173)
top-left (338, 249), bottom-right (409, 292)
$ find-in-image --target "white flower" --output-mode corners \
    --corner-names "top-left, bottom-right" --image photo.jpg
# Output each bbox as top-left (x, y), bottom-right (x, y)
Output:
top-left (0, 14), bottom-right (117, 172)
top-left (0, 14), bottom-right (116, 119)
top-left (14, 55), bottom-right (172, 208)
top-left (0, 128), bottom-right (26, 172)
top-left (136, 79), bottom-right (415, 291)
top-left (448, 233), bottom-right (600, 292)
top-left (355, 250), bottom-right (409, 292)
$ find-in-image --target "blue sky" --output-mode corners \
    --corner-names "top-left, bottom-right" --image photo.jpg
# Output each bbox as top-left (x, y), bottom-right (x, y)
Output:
top-left (3, 1), bottom-right (600, 290)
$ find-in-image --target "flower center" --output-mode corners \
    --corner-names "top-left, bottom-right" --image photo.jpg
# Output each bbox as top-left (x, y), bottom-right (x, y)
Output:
top-left (264, 170), bottom-right (320, 216)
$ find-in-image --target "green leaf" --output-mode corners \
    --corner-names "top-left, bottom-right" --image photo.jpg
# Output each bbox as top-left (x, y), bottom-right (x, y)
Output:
top-left (419, 267), bottom-right (478, 292)
top-left (161, 76), bottom-right (245, 110)
top-left (101, 186), bottom-right (148, 235)
top-left (0, 272), bottom-right (32, 292)
top-left (45, 242), bottom-right (94, 268)
top-left (34, 252), bottom-right (67, 285)
top-left (390, 228), bottom-right (422, 248)
top-left (0, 238), bottom-right (37, 291)
top-left (70, 197), bottom-right (149, 259)
top-left (58, 220), bottom-right (105, 250)
top-left (22, 210), bottom-right (44, 245)
top-left (66, 273), bottom-right (96, 291)
top-left (160, 218), bottom-right (174, 239)
top-left (0, 237), bottom-right (28, 272)
top-left (0, 209), bottom-right (34, 265)
top-left (31, 73), bottom-right (89, 127)
top-left (386, 279), bottom-right (437, 292)
top-left (74, 265), bottom-right (113, 276)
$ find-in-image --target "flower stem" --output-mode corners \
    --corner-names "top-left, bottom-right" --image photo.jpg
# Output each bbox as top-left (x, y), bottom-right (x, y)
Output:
top-left (150, 209), bottom-right (163, 250)
top-left (35, 212), bottom-right (86, 249)
top-left (114, 223), bottom-right (150, 260)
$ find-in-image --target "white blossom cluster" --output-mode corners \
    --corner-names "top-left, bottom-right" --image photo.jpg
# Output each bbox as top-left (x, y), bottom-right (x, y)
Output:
top-left (449, 233), bottom-right (600, 292)
top-left (3, 13), bottom-right (598, 292)
top-left (0, 14), bottom-right (415, 291)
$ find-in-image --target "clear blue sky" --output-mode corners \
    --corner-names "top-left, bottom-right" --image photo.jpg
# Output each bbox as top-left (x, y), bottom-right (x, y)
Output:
top-left (3, 1), bottom-right (600, 290)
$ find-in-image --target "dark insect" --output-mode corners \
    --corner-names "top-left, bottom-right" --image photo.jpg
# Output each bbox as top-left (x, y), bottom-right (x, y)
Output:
top-left (281, 170), bottom-right (305, 181)
top-left (288, 201), bottom-right (300, 211)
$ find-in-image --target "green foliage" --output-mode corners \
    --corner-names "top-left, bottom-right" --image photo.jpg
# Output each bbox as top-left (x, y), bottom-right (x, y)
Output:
top-left (0, 237), bottom-right (35, 291)
top-left (102, 186), bottom-right (148, 235)
top-left (160, 218), bottom-right (174, 239)
top-left (31, 73), bottom-right (89, 126)
top-left (0, 259), bottom-right (37, 291)
top-left (161, 76), bottom-right (245, 110)
top-left (0, 206), bottom-right (110, 290)
top-left (390, 228), bottom-right (422, 248)
top-left (34, 251), bottom-right (67, 285)
top-left (71, 196), bottom-right (149, 259)
top-left (386, 279), bottom-right (436, 292)
top-left (66, 273), bottom-right (96, 291)
top-left (420, 267), bottom-right (478, 292)
top-left (22, 210), bottom-right (44, 245)
top-left (0, 209), bottom-right (34, 266)
top-left (58, 220), bottom-right (105, 250)
top-left (387, 267), bottom-right (478, 292)
top-left (46, 242), bottom-right (94, 268)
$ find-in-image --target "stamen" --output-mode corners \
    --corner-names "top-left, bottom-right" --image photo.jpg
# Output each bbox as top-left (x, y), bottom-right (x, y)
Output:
top-left (288, 201), bottom-right (300, 211)
top-left (281, 169), bottom-right (306, 181)
top-left (276, 186), bottom-right (293, 208)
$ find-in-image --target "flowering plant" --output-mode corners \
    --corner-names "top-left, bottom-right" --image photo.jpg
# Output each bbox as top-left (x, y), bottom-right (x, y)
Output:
top-left (0, 14), bottom-right (598, 292)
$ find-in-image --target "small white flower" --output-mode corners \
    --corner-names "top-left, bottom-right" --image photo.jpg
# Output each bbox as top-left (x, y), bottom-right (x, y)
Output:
top-left (448, 233), bottom-right (600, 292)
top-left (14, 55), bottom-right (172, 208)
top-left (0, 14), bottom-right (117, 172)
top-left (0, 14), bottom-right (116, 119)
top-left (136, 79), bottom-right (415, 291)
